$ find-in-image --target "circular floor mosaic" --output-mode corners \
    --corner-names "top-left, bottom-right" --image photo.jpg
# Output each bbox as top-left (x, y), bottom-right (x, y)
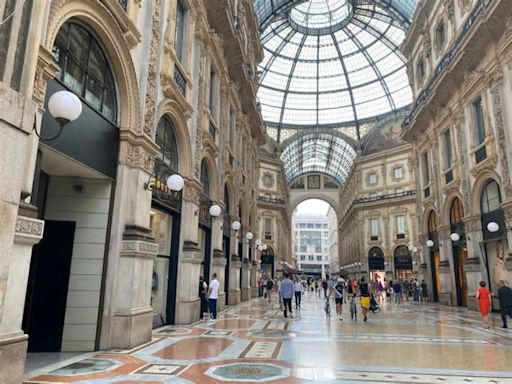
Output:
top-left (205, 363), bottom-right (290, 382)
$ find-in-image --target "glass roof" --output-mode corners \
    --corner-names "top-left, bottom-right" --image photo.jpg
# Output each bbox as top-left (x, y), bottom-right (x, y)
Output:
top-left (253, 0), bottom-right (418, 184)
top-left (281, 132), bottom-right (357, 183)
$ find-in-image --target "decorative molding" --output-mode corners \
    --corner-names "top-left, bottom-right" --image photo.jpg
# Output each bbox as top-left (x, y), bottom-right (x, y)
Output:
top-left (120, 240), bottom-right (159, 258)
top-left (14, 216), bottom-right (45, 245)
top-left (142, 0), bottom-right (161, 136)
top-left (33, 46), bottom-right (60, 107)
top-left (490, 83), bottom-right (512, 198)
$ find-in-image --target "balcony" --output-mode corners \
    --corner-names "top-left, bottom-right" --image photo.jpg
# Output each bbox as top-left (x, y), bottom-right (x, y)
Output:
top-left (353, 190), bottom-right (415, 204)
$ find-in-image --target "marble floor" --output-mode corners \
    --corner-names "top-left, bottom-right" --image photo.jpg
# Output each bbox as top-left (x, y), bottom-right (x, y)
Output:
top-left (24, 292), bottom-right (512, 383)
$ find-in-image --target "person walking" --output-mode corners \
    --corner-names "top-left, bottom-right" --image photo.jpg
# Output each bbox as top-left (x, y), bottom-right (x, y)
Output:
top-left (402, 279), bottom-right (410, 301)
top-left (420, 280), bottom-right (428, 302)
top-left (334, 279), bottom-right (344, 320)
top-left (393, 280), bottom-right (402, 304)
top-left (322, 278), bottom-right (328, 298)
top-left (199, 276), bottom-right (208, 319)
top-left (266, 278), bottom-right (274, 303)
top-left (294, 277), bottom-right (303, 309)
top-left (359, 276), bottom-right (370, 322)
top-left (280, 273), bottom-right (294, 318)
top-left (208, 273), bottom-right (220, 320)
top-left (497, 280), bottom-right (512, 328)
top-left (476, 281), bottom-right (492, 329)
top-left (413, 279), bottom-right (420, 302)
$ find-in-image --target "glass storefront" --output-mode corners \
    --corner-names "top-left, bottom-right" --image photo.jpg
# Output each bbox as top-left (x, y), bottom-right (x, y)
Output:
top-left (149, 209), bottom-right (173, 327)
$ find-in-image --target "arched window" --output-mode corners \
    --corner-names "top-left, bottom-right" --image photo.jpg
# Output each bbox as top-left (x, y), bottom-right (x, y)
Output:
top-left (450, 198), bottom-right (464, 224)
top-left (428, 211), bottom-right (437, 233)
top-left (200, 159), bottom-right (210, 197)
top-left (156, 117), bottom-right (179, 171)
top-left (481, 180), bottom-right (502, 214)
top-left (53, 22), bottom-right (117, 122)
top-left (394, 245), bottom-right (412, 269)
top-left (368, 247), bottom-right (384, 270)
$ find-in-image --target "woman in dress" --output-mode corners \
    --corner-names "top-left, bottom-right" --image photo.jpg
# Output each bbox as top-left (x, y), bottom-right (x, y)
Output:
top-left (476, 281), bottom-right (492, 329)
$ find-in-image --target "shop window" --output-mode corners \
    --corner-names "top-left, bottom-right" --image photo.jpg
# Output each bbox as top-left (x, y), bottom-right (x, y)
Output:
top-left (53, 22), bottom-right (117, 123)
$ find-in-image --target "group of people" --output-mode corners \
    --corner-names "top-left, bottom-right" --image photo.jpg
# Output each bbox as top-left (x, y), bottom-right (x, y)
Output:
top-left (476, 279), bottom-right (512, 329)
top-left (199, 273), bottom-right (220, 320)
top-left (264, 274), bottom-right (305, 318)
top-left (383, 278), bottom-right (429, 304)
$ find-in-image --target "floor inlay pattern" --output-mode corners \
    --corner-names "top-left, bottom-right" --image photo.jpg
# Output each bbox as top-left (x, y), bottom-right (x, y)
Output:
top-left (25, 293), bottom-right (512, 383)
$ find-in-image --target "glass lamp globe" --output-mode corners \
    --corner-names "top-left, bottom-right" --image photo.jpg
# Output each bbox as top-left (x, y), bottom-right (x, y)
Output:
top-left (408, 245), bottom-right (414, 251)
top-left (262, 244), bottom-right (268, 250)
top-left (487, 222), bottom-right (500, 233)
top-left (450, 233), bottom-right (460, 242)
top-left (209, 204), bottom-right (221, 217)
top-left (426, 240), bottom-right (434, 247)
top-left (48, 90), bottom-right (82, 124)
top-left (255, 239), bottom-right (262, 246)
top-left (166, 174), bottom-right (184, 191)
top-left (231, 221), bottom-right (241, 231)
top-left (245, 232), bottom-right (253, 240)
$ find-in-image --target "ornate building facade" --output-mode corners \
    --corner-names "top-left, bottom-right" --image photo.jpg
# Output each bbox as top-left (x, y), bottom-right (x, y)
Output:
top-left (0, 0), bottom-right (264, 381)
top-left (402, 0), bottom-right (512, 307)
top-left (338, 119), bottom-right (419, 283)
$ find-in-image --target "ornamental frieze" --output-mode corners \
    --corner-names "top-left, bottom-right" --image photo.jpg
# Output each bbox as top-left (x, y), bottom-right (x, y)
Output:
top-left (15, 217), bottom-right (44, 237)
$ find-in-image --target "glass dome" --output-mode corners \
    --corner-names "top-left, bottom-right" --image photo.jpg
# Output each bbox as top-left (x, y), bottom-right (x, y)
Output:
top-left (256, 0), bottom-right (417, 142)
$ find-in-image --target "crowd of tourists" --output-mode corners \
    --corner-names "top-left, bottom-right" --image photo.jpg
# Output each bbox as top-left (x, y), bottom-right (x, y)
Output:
top-left (201, 272), bottom-right (512, 329)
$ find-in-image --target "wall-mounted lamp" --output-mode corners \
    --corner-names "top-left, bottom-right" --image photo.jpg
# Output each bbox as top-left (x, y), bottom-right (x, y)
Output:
top-left (35, 90), bottom-right (82, 141)
top-left (255, 239), bottom-right (262, 246)
top-left (450, 233), bottom-right (460, 242)
top-left (167, 174), bottom-right (184, 191)
top-left (426, 239), bottom-right (434, 247)
top-left (231, 220), bottom-right (241, 231)
top-left (209, 204), bottom-right (221, 217)
top-left (245, 231), bottom-right (253, 240)
top-left (487, 221), bottom-right (500, 233)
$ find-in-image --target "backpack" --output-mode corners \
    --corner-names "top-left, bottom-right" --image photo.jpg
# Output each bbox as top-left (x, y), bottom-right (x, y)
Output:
top-left (266, 280), bottom-right (274, 290)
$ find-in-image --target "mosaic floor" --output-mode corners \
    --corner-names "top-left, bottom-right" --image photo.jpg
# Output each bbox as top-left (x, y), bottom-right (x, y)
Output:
top-left (25, 292), bottom-right (512, 383)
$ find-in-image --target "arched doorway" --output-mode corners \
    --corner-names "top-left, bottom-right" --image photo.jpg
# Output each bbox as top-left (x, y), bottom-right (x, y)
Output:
top-left (292, 199), bottom-right (338, 279)
top-left (147, 116), bottom-right (182, 327)
top-left (368, 247), bottom-right (385, 282)
top-left (450, 197), bottom-right (467, 307)
top-left (480, 180), bottom-right (506, 291)
top-left (394, 245), bottom-right (412, 281)
top-left (427, 211), bottom-right (440, 302)
top-left (24, 21), bottom-right (120, 352)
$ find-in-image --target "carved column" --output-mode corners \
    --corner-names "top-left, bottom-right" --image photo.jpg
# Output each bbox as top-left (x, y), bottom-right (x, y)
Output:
top-left (462, 215), bottom-right (484, 310)
top-left (176, 179), bottom-right (203, 324)
top-left (0, 80), bottom-right (39, 382)
top-left (437, 224), bottom-right (455, 305)
top-left (100, 132), bottom-right (159, 350)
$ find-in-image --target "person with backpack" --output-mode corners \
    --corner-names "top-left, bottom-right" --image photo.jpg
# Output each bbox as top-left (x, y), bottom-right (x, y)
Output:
top-left (266, 278), bottom-right (274, 303)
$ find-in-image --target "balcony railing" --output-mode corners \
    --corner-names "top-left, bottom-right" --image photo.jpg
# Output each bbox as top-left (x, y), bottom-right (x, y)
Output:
top-left (257, 195), bottom-right (286, 204)
top-left (353, 190), bottom-right (415, 204)
top-left (402, 0), bottom-right (492, 130)
top-left (174, 65), bottom-right (186, 96)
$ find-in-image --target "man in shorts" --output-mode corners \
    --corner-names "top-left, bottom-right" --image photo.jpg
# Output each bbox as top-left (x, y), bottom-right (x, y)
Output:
top-left (334, 279), bottom-right (344, 320)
